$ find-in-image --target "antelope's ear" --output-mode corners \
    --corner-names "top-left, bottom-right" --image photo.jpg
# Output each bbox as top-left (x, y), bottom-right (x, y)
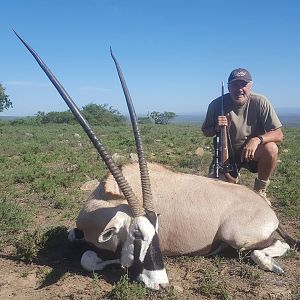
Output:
top-left (98, 227), bottom-right (118, 243)
top-left (98, 211), bottom-right (129, 243)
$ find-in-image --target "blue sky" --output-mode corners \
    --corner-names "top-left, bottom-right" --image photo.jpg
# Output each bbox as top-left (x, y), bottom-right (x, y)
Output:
top-left (1, 0), bottom-right (300, 116)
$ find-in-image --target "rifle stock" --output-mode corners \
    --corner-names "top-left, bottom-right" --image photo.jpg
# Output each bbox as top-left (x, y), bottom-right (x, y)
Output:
top-left (220, 125), bottom-right (229, 164)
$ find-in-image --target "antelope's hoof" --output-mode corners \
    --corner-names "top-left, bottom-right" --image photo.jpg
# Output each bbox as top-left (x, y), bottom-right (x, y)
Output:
top-left (81, 250), bottom-right (103, 272)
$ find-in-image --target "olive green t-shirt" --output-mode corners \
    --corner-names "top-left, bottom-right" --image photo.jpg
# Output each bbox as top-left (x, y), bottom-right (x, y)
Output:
top-left (202, 93), bottom-right (282, 150)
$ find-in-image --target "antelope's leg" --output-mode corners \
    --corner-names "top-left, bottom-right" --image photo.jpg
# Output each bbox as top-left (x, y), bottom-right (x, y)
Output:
top-left (260, 240), bottom-right (290, 257)
top-left (250, 240), bottom-right (290, 274)
top-left (81, 250), bottom-right (121, 271)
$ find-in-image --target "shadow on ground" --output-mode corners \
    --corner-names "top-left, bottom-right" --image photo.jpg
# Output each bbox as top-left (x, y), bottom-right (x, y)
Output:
top-left (2, 226), bottom-right (124, 290)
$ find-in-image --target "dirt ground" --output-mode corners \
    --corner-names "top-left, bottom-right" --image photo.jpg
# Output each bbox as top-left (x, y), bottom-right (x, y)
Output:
top-left (0, 211), bottom-right (299, 300)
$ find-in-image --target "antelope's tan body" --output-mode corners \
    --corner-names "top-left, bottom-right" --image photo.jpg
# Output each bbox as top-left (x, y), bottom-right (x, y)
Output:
top-left (77, 162), bottom-right (278, 256)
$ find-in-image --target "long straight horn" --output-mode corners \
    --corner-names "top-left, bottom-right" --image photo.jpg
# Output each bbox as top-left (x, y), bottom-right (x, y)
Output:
top-left (14, 30), bottom-right (145, 218)
top-left (110, 48), bottom-right (154, 213)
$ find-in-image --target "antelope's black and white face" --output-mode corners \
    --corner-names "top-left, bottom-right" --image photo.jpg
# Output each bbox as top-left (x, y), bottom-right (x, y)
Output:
top-left (121, 211), bottom-right (169, 290)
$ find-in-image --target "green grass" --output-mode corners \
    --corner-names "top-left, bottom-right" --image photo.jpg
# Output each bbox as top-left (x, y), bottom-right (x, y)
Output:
top-left (195, 269), bottom-right (231, 299)
top-left (107, 274), bottom-right (148, 300)
top-left (0, 196), bottom-right (31, 247)
top-left (107, 274), bottom-right (178, 300)
top-left (270, 128), bottom-right (300, 216)
top-left (15, 226), bottom-right (68, 262)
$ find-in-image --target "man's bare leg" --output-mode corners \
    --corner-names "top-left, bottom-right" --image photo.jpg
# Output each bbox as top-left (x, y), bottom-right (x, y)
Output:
top-left (253, 142), bottom-right (279, 205)
top-left (254, 142), bottom-right (279, 180)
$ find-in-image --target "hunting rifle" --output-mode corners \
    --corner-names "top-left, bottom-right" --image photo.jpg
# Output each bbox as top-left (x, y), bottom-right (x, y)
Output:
top-left (213, 82), bottom-right (238, 183)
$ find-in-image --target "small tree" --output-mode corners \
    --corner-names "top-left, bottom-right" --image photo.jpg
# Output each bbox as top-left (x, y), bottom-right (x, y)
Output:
top-left (0, 83), bottom-right (13, 112)
top-left (15, 103), bottom-right (127, 126)
top-left (149, 111), bottom-right (177, 125)
top-left (82, 103), bottom-right (126, 126)
top-left (40, 111), bottom-right (76, 124)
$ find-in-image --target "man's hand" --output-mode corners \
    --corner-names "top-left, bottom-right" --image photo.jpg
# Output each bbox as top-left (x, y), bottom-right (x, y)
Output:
top-left (242, 137), bottom-right (261, 162)
top-left (215, 114), bottom-right (231, 132)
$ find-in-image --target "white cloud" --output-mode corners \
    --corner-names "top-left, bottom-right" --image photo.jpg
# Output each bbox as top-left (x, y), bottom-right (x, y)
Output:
top-left (3, 80), bottom-right (51, 87)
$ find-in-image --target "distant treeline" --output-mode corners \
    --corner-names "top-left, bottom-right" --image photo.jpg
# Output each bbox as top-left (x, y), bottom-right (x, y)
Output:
top-left (5, 103), bottom-right (127, 126)
top-left (2, 108), bottom-right (299, 127)
top-left (1, 105), bottom-right (179, 126)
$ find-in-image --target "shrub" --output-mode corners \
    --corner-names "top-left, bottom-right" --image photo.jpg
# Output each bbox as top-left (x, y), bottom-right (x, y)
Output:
top-left (82, 103), bottom-right (126, 126)
top-left (9, 103), bottom-right (127, 126)
top-left (150, 111), bottom-right (177, 125)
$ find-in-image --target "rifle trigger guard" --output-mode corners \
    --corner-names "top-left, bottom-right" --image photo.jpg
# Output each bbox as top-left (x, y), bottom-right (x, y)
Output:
top-left (221, 164), bottom-right (233, 173)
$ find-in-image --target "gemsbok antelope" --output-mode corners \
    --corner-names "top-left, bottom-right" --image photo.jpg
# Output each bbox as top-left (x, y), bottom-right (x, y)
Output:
top-left (15, 31), bottom-right (298, 290)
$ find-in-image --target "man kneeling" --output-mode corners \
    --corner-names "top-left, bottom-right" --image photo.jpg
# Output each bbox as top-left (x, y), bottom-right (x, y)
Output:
top-left (202, 68), bottom-right (283, 205)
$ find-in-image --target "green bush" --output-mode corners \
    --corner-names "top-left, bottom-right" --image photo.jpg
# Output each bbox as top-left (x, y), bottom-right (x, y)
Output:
top-left (82, 103), bottom-right (126, 126)
top-left (150, 111), bottom-right (177, 125)
top-left (9, 103), bottom-right (127, 126)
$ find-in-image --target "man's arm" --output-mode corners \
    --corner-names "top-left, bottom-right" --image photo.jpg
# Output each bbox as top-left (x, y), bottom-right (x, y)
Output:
top-left (248, 127), bottom-right (283, 146)
top-left (202, 115), bottom-right (230, 137)
top-left (202, 126), bottom-right (217, 137)
top-left (242, 128), bottom-right (284, 161)
top-left (258, 127), bottom-right (284, 144)
top-left (202, 101), bottom-right (217, 137)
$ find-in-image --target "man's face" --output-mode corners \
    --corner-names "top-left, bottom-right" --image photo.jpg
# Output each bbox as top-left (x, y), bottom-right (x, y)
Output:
top-left (228, 80), bottom-right (252, 106)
